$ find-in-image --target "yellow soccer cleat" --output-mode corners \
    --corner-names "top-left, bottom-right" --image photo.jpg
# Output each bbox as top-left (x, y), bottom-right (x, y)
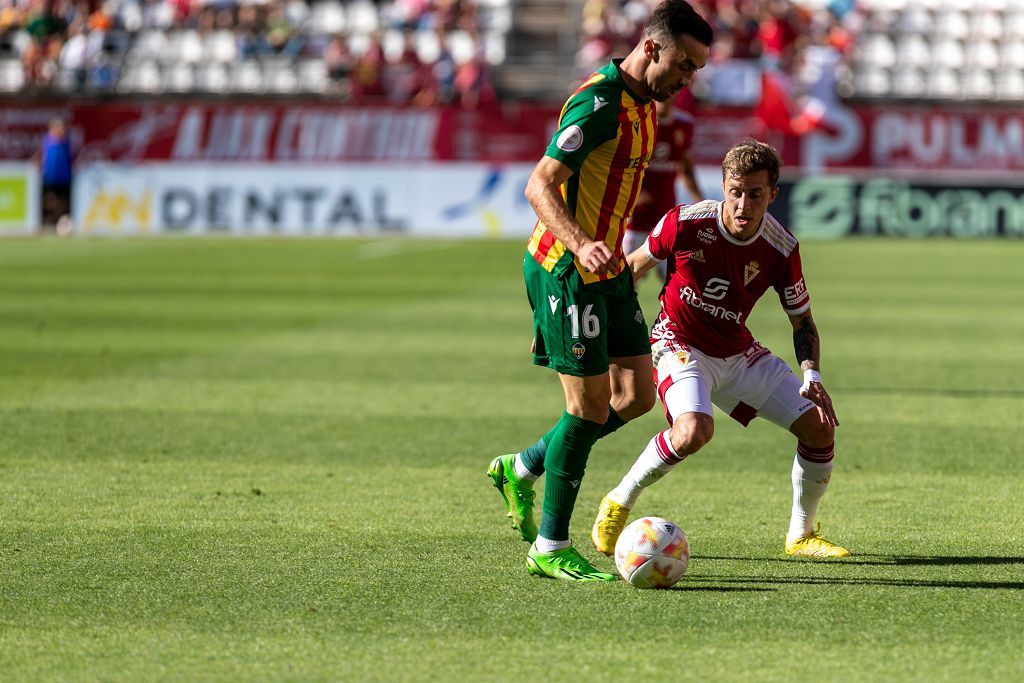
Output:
top-left (591, 495), bottom-right (632, 556)
top-left (785, 524), bottom-right (851, 559)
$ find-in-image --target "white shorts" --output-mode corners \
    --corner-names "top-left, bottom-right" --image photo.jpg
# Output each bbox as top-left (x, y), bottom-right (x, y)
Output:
top-left (652, 337), bottom-right (816, 429)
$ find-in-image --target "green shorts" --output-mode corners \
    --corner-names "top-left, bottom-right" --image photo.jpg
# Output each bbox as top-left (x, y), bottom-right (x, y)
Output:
top-left (524, 253), bottom-right (651, 377)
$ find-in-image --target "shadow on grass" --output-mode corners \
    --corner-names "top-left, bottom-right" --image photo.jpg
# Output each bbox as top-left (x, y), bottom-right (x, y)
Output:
top-left (669, 585), bottom-right (776, 593)
top-left (687, 575), bottom-right (1024, 590)
top-left (700, 554), bottom-right (1024, 567)
top-left (691, 554), bottom-right (1024, 590)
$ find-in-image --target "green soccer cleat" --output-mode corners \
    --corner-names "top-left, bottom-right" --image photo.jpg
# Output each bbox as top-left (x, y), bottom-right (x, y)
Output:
top-left (487, 454), bottom-right (538, 543)
top-left (526, 544), bottom-right (618, 582)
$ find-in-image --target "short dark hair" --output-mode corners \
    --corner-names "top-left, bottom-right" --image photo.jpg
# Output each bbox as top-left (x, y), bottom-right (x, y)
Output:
top-left (644, 0), bottom-right (714, 47)
top-left (722, 140), bottom-right (782, 187)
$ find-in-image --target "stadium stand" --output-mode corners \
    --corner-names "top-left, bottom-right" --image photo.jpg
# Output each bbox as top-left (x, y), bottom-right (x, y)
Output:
top-left (5, 0), bottom-right (1023, 105)
top-left (0, 0), bottom-right (510, 102)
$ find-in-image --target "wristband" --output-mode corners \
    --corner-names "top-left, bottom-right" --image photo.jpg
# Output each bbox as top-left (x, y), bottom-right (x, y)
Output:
top-left (803, 369), bottom-right (822, 384)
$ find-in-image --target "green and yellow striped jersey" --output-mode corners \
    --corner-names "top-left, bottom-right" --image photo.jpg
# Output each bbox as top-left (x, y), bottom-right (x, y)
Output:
top-left (527, 59), bottom-right (657, 285)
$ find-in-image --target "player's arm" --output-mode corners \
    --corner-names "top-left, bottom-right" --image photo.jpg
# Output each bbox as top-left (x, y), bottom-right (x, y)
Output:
top-left (626, 247), bottom-right (658, 282)
top-left (524, 156), bottom-right (614, 275)
top-left (788, 309), bottom-right (839, 427)
top-left (677, 150), bottom-right (703, 203)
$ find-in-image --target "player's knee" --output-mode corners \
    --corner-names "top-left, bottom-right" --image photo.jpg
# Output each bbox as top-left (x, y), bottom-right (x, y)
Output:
top-left (567, 397), bottom-right (610, 425)
top-left (625, 381), bottom-right (657, 418)
top-left (669, 413), bottom-right (714, 455)
top-left (793, 414), bottom-right (834, 449)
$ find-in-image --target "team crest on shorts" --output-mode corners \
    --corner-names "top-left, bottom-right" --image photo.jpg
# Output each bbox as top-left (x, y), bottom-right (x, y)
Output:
top-left (571, 342), bottom-right (586, 359)
top-left (634, 310), bottom-right (645, 324)
top-left (674, 350), bottom-right (690, 364)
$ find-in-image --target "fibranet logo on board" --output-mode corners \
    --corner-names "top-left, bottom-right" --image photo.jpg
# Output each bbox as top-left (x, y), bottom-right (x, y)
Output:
top-left (81, 187), bottom-right (154, 232)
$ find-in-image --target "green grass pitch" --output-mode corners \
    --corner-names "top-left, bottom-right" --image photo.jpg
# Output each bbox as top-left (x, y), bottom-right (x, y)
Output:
top-left (1, 237), bottom-right (1022, 682)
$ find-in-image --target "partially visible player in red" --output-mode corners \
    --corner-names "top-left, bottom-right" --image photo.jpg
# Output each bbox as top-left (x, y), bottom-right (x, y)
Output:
top-left (622, 92), bottom-right (704, 281)
top-left (592, 139), bottom-right (850, 559)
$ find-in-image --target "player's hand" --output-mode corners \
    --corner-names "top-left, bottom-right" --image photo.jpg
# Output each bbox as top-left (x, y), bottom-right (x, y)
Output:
top-left (576, 240), bottom-right (615, 275)
top-left (800, 371), bottom-right (839, 427)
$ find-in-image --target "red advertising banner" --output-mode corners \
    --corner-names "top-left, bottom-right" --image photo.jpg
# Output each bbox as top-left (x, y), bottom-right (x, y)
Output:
top-left (69, 102), bottom-right (557, 163)
top-left (3, 100), bottom-right (1023, 173)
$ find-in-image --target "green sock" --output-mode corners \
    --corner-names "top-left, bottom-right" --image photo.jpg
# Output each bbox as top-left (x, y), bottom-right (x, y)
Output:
top-left (538, 411), bottom-right (604, 542)
top-left (520, 407), bottom-right (625, 476)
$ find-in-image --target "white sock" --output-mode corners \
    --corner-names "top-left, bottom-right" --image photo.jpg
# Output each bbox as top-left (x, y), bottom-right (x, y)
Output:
top-left (534, 536), bottom-right (570, 553)
top-left (513, 452), bottom-right (538, 487)
top-left (787, 448), bottom-right (834, 541)
top-left (609, 430), bottom-right (682, 508)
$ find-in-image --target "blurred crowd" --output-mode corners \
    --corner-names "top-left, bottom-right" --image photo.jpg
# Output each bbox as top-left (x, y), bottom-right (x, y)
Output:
top-left (576, 0), bottom-right (859, 103)
top-left (0, 0), bottom-right (497, 105)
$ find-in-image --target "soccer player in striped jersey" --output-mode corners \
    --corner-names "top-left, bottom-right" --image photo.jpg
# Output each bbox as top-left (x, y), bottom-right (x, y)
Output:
top-left (592, 140), bottom-right (850, 559)
top-left (487, 0), bottom-right (713, 582)
top-left (623, 95), bottom-right (704, 282)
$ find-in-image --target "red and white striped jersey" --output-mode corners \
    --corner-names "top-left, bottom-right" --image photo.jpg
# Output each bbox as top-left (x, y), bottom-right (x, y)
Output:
top-left (645, 200), bottom-right (810, 358)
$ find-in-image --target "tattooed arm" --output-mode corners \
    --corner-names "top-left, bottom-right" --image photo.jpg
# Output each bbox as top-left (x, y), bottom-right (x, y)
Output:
top-left (789, 309), bottom-right (838, 426)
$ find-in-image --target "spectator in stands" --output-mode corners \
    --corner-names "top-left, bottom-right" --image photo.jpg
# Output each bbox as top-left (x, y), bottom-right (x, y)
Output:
top-left (452, 35), bottom-right (494, 109)
top-left (350, 32), bottom-right (386, 101)
top-left (39, 116), bottom-right (72, 228)
top-left (383, 30), bottom-right (434, 105)
top-left (431, 28), bottom-right (457, 104)
top-left (323, 33), bottom-right (354, 97)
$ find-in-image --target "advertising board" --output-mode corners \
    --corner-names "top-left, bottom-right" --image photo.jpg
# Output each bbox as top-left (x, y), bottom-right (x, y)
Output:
top-left (73, 162), bottom-right (537, 236)
top-left (0, 162), bottom-right (40, 235)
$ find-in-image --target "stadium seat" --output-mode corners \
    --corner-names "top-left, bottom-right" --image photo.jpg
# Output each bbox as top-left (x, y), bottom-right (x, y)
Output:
top-left (0, 57), bottom-right (25, 91)
top-left (935, 10), bottom-right (969, 39)
top-left (895, 34), bottom-right (930, 67)
top-left (308, 2), bottom-right (346, 34)
top-left (852, 66), bottom-right (891, 97)
top-left (131, 29), bottom-right (168, 61)
top-left (231, 61), bottom-right (264, 93)
top-left (297, 59), bottom-right (328, 93)
top-left (995, 70), bottom-right (1024, 100)
top-left (969, 10), bottom-right (1003, 40)
top-left (853, 33), bottom-right (895, 68)
top-left (932, 38), bottom-right (965, 69)
top-left (966, 41), bottom-right (999, 69)
top-left (926, 68), bottom-right (960, 99)
top-left (962, 69), bottom-right (994, 100)
top-left (204, 31), bottom-right (237, 64)
top-left (999, 41), bottom-right (1024, 69)
top-left (164, 63), bottom-right (196, 92)
top-left (892, 67), bottom-right (926, 97)
top-left (347, 0), bottom-right (379, 34)
top-left (196, 62), bottom-right (229, 92)
top-left (117, 60), bottom-right (161, 93)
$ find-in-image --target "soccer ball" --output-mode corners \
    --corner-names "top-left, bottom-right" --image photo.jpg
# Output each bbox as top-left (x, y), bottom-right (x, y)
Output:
top-left (614, 516), bottom-right (690, 589)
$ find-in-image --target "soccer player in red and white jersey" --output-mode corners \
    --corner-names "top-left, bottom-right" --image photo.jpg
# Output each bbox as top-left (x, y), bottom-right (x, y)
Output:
top-left (622, 94), bottom-right (704, 281)
top-left (592, 139), bottom-right (850, 559)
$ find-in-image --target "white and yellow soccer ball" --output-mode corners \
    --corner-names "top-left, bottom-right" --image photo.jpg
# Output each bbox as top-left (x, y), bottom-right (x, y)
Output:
top-left (614, 516), bottom-right (690, 589)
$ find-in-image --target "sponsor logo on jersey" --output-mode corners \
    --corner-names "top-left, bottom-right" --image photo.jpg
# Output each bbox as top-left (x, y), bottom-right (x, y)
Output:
top-left (744, 260), bottom-right (760, 286)
top-left (702, 278), bottom-right (730, 301)
top-left (632, 120), bottom-right (640, 134)
top-left (698, 228), bottom-right (717, 244)
top-left (548, 295), bottom-right (560, 313)
top-left (680, 286), bottom-right (744, 324)
top-left (571, 342), bottom-right (586, 359)
top-left (784, 278), bottom-right (808, 307)
top-left (687, 249), bottom-right (705, 263)
top-left (593, 95), bottom-right (609, 112)
top-left (556, 125), bottom-right (583, 152)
